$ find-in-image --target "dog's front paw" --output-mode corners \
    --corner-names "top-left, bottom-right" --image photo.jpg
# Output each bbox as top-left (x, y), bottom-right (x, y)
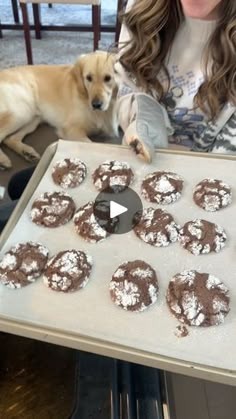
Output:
top-left (0, 162), bottom-right (12, 171)
top-left (128, 137), bottom-right (152, 163)
top-left (23, 151), bottom-right (40, 162)
top-left (21, 145), bottom-right (40, 162)
top-left (0, 151), bottom-right (12, 170)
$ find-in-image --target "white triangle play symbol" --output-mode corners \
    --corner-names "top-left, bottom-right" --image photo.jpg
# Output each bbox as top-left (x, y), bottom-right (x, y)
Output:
top-left (110, 201), bottom-right (128, 218)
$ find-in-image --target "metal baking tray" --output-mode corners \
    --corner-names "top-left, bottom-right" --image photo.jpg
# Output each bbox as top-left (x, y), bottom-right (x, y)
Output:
top-left (1, 140), bottom-right (236, 386)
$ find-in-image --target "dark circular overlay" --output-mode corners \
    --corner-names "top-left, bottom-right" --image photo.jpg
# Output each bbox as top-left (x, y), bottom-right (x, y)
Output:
top-left (93, 186), bottom-right (143, 235)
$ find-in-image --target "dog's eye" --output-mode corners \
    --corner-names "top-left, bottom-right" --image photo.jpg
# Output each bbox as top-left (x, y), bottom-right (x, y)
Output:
top-left (86, 75), bottom-right (92, 82)
top-left (104, 75), bottom-right (111, 83)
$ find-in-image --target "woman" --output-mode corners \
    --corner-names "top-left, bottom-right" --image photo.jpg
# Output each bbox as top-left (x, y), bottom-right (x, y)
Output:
top-left (116, 0), bottom-right (236, 162)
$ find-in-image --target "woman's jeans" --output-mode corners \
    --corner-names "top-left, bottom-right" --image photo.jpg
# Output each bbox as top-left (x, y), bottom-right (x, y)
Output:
top-left (0, 166), bottom-right (35, 233)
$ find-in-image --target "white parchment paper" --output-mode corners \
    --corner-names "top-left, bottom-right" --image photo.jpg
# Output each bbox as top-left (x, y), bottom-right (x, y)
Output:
top-left (1, 140), bottom-right (236, 372)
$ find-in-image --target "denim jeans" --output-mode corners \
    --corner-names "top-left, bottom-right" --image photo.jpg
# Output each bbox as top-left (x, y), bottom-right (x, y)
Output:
top-left (0, 166), bottom-right (35, 234)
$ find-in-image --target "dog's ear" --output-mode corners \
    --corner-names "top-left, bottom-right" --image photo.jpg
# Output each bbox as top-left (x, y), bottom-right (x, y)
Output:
top-left (72, 55), bottom-right (87, 98)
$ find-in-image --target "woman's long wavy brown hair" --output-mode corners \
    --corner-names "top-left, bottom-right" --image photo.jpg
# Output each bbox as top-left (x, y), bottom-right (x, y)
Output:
top-left (119, 0), bottom-right (236, 120)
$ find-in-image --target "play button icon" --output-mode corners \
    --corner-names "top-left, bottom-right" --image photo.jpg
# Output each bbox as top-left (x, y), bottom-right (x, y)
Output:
top-left (93, 186), bottom-right (143, 235)
top-left (110, 201), bottom-right (128, 218)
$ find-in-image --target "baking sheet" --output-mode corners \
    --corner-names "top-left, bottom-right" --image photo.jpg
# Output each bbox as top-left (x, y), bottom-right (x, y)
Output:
top-left (1, 140), bottom-right (236, 376)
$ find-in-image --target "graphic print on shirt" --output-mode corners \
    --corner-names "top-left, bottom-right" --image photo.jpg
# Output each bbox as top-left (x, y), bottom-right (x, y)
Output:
top-left (162, 86), bottom-right (206, 147)
top-left (160, 65), bottom-right (207, 148)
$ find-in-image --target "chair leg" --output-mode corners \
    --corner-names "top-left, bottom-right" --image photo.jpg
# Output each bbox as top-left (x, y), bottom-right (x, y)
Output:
top-left (98, 4), bottom-right (101, 41)
top-left (115, 0), bottom-right (124, 43)
top-left (32, 4), bottom-right (41, 39)
top-left (115, 21), bottom-right (121, 44)
top-left (0, 19), bottom-right (2, 38)
top-left (48, 3), bottom-right (52, 8)
top-left (20, 3), bottom-right (33, 65)
top-left (11, 0), bottom-right (20, 23)
top-left (92, 5), bottom-right (99, 51)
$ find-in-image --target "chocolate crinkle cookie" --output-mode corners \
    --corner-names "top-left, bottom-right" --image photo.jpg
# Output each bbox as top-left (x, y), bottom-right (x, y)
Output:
top-left (134, 207), bottom-right (180, 247)
top-left (110, 260), bottom-right (159, 312)
top-left (43, 250), bottom-right (93, 292)
top-left (193, 178), bottom-right (232, 212)
top-left (0, 242), bottom-right (49, 288)
top-left (31, 191), bottom-right (76, 227)
top-left (179, 219), bottom-right (227, 255)
top-left (92, 160), bottom-right (134, 192)
top-left (141, 171), bottom-right (183, 204)
top-left (74, 201), bottom-right (118, 243)
top-left (52, 158), bottom-right (87, 189)
top-left (166, 270), bottom-right (230, 327)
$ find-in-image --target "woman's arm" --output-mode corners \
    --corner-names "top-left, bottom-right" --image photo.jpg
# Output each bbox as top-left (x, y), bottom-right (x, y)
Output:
top-left (115, 0), bottom-right (173, 162)
top-left (116, 93), bottom-right (172, 162)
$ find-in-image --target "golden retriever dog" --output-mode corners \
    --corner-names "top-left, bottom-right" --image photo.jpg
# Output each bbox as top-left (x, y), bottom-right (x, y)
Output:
top-left (0, 51), bottom-right (118, 170)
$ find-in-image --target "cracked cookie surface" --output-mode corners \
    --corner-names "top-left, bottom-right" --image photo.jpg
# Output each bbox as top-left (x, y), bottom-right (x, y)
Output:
top-left (166, 270), bottom-right (230, 327)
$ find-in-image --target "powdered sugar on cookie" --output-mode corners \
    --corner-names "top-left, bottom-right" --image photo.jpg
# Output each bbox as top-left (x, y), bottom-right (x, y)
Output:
top-left (52, 157), bottom-right (87, 189)
top-left (193, 178), bottom-right (232, 212)
top-left (141, 171), bottom-right (183, 204)
top-left (31, 192), bottom-right (75, 227)
top-left (110, 260), bottom-right (159, 312)
top-left (134, 207), bottom-right (180, 247)
top-left (0, 242), bottom-right (49, 288)
top-left (74, 201), bottom-right (117, 243)
top-left (92, 160), bottom-right (134, 192)
top-left (179, 219), bottom-right (227, 255)
top-left (44, 250), bottom-right (92, 292)
top-left (166, 271), bottom-right (230, 327)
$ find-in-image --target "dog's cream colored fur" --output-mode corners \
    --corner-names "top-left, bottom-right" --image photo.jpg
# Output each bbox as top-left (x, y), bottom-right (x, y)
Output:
top-left (0, 51), bottom-right (118, 170)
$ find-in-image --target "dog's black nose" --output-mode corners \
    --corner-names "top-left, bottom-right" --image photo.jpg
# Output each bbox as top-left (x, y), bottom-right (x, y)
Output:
top-left (92, 99), bottom-right (103, 110)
